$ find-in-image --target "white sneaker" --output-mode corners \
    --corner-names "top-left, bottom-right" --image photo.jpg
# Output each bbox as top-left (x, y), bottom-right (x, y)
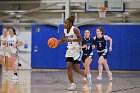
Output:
top-left (11, 75), bottom-right (18, 80)
top-left (97, 74), bottom-right (102, 80)
top-left (108, 72), bottom-right (113, 80)
top-left (68, 83), bottom-right (77, 91)
top-left (87, 76), bottom-right (92, 86)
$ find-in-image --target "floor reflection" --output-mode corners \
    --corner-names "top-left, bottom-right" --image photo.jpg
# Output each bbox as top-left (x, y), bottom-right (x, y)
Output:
top-left (0, 70), bottom-right (140, 93)
top-left (0, 70), bottom-right (31, 93)
top-left (96, 82), bottom-right (112, 93)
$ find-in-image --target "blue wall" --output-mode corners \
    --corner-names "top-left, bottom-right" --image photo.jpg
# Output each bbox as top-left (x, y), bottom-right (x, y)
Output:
top-left (32, 24), bottom-right (140, 70)
top-left (31, 25), bottom-right (67, 69)
top-left (78, 25), bottom-right (140, 70)
top-left (0, 25), bottom-right (3, 68)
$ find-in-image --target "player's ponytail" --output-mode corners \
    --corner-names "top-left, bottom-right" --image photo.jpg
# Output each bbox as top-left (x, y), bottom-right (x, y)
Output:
top-left (67, 15), bottom-right (75, 25)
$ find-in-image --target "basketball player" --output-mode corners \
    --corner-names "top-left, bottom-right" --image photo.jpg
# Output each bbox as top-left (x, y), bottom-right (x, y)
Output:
top-left (58, 16), bottom-right (90, 90)
top-left (6, 27), bottom-right (23, 80)
top-left (0, 28), bottom-right (9, 76)
top-left (93, 27), bottom-right (113, 80)
top-left (82, 29), bottom-right (94, 85)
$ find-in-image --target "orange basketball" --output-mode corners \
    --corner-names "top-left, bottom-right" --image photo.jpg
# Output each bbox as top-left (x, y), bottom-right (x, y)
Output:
top-left (48, 38), bottom-right (58, 48)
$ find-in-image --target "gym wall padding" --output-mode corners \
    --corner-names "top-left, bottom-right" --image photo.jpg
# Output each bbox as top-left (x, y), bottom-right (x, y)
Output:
top-left (31, 25), bottom-right (67, 69)
top-left (0, 25), bottom-right (3, 68)
top-left (31, 24), bottom-right (140, 70)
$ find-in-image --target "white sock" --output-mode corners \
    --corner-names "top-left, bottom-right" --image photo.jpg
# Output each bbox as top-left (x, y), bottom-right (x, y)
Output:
top-left (107, 71), bottom-right (111, 74)
top-left (87, 73), bottom-right (91, 78)
top-left (71, 83), bottom-right (75, 85)
top-left (99, 73), bottom-right (102, 76)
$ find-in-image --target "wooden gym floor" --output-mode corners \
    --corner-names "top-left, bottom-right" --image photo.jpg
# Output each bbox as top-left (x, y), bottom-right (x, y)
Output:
top-left (0, 69), bottom-right (140, 93)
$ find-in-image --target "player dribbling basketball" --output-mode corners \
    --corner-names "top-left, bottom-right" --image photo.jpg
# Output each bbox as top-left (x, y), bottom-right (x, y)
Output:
top-left (58, 16), bottom-right (90, 91)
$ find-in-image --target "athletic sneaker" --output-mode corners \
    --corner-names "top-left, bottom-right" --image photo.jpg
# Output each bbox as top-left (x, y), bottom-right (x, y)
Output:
top-left (97, 74), bottom-right (102, 80)
top-left (11, 75), bottom-right (18, 80)
top-left (68, 83), bottom-right (77, 91)
top-left (108, 72), bottom-right (113, 80)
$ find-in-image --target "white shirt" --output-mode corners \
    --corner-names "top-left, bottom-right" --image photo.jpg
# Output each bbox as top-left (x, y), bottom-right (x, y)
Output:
top-left (64, 26), bottom-right (81, 49)
top-left (7, 35), bottom-right (19, 52)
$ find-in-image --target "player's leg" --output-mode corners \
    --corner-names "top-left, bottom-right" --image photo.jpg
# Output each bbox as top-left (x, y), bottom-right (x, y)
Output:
top-left (103, 59), bottom-right (113, 80)
top-left (84, 57), bottom-right (92, 85)
top-left (9, 54), bottom-right (18, 80)
top-left (66, 57), bottom-right (76, 91)
top-left (97, 56), bottom-right (104, 80)
top-left (85, 56), bottom-right (92, 75)
top-left (73, 62), bottom-right (92, 86)
top-left (73, 62), bottom-right (87, 77)
top-left (4, 56), bottom-right (9, 76)
top-left (0, 55), bottom-right (4, 66)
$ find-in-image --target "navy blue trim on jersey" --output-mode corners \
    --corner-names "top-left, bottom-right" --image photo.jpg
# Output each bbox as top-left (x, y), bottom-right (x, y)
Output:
top-left (98, 50), bottom-right (108, 59)
top-left (94, 35), bottom-right (109, 59)
top-left (94, 35), bottom-right (107, 51)
top-left (82, 37), bottom-right (94, 54)
top-left (82, 37), bottom-right (94, 62)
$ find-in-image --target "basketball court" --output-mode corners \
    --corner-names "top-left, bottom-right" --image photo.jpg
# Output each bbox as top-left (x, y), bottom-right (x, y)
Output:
top-left (0, 70), bottom-right (140, 93)
top-left (0, 0), bottom-right (140, 93)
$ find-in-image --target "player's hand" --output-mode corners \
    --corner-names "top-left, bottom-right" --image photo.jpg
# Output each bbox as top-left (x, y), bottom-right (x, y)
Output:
top-left (62, 38), bottom-right (67, 42)
top-left (92, 45), bottom-right (95, 49)
top-left (82, 45), bottom-right (87, 49)
top-left (12, 44), bottom-right (17, 48)
top-left (109, 47), bottom-right (112, 52)
top-left (66, 38), bottom-right (73, 42)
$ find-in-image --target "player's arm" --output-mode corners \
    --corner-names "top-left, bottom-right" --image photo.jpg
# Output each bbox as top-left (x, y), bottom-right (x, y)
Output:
top-left (82, 45), bottom-right (87, 49)
top-left (66, 27), bottom-right (82, 42)
top-left (15, 37), bottom-right (23, 47)
top-left (82, 40), bottom-right (87, 49)
top-left (91, 36), bottom-right (96, 49)
top-left (16, 41), bottom-right (23, 46)
top-left (58, 34), bottom-right (66, 44)
top-left (17, 37), bottom-right (23, 46)
top-left (104, 35), bottom-right (112, 52)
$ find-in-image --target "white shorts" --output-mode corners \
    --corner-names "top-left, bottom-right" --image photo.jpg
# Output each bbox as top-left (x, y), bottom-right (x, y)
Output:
top-left (7, 49), bottom-right (19, 58)
top-left (65, 47), bottom-right (83, 61)
top-left (0, 49), bottom-right (8, 57)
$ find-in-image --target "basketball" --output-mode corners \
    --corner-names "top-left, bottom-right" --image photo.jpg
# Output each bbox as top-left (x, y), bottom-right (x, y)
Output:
top-left (48, 38), bottom-right (58, 48)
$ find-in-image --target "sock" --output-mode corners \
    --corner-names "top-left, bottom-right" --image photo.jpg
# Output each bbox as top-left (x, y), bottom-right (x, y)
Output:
top-left (107, 71), bottom-right (111, 74)
top-left (87, 73), bottom-right (91, 78)
top-left (99, 72), bottom-right (102, 76)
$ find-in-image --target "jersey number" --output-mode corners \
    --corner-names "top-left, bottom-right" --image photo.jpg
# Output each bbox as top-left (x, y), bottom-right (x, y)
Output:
top-left (99, 43), bottom-right (102, 47)
top-left (86, 45), bottom-right (90, 50)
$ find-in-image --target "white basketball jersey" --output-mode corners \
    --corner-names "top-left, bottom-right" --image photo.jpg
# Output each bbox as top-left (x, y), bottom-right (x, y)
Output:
top-left (7, 35), bottom-right (19, 50)
top-left (0, 35), bottom-right (7, 49)
top-left (64, 26), bottom-right (81, 49)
